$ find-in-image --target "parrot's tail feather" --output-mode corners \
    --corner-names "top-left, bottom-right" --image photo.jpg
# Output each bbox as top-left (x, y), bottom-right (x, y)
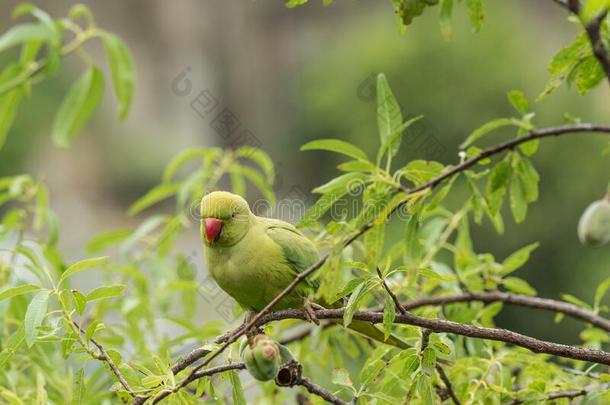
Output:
top-left (344, 320), bottom-right (409, 350)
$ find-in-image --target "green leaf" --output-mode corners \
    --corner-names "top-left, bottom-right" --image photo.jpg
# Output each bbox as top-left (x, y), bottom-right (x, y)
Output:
top-left (538, 33), bottom-right (589, 100)
top-left (399, 160), bottom-right (444, 185)
top-left (60, 256), bottom-right (109, 285)
top-left (86, 229), bottom-right (132, 254)
top-left (71, 290), bottom-right (87, 316)
top-left (68, 4), bottom-right (95, 27)
top-left (228, 371), bottom-right (246, 405)
top-left (86, 284), bottom-right (126, 302)
top-left (0, 23), bottom-right (49, 53)
top-left (581, 0), bottom-right (610, 22)
top-left (128, 183), bottom-right (181, 215)
top-left (301, 138), bottom-right (368, 161)
top-left (460, 118), bottom-right (529, 149)
top-left (24, 290), bottom-right (50, 347)
top-left (235, 147), bottom-right (275, 183)
top-left (421, 347), bottom-right (436, 374)
top-left (594, 277), bottom-right (610, 308)
top-left (502, 277), bottom-right (536, 296)
top-left (486, 160), bottom-right (511, 216)
top-left (466, 0), bottom-right (484, 32)
top-left (52, 66), bottom-right (104, 148)
top-left (512, 155), bottom-right (539, 202)
top-left (331, 368), bottom-right (353, 388)
top-left (507, 90), bottom-right (529, 115)
top-left (439, 0), bottom-right (454, 40)
top-left (313, 172), bottom-right (367, 194)
top-left (382, 290), bottom-right (397, 340)
top-left (241, 166), bottom-right (276, 206)
top-left (561, 293), bottom-right (592, 310)
top-left (501, 242), bottom-right (539, 275)
top-left (509, 174), bottom-right (527, 223)
top-left (0, 284), bottom-right (41, 301)
top-left (337, 160), bottom-right (377, 173)
top-left (343, 281), bottom-right (375, 327)
top-left (101, 32), bottom-right (135, 119)
top-left (377, 73), bottom-right (403, 158)
top-left (0, 326), bottom-right (25, 368)
top-left (574, 56), bottom-right (605, 95)
top-left (72, 368), bottom-right (85, 405)
top-left (0, 89), bottom-right (22, 150)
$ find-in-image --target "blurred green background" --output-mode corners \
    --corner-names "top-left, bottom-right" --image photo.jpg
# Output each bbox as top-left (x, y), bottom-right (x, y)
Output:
top-left (1, 0), bottom-right (609, 344)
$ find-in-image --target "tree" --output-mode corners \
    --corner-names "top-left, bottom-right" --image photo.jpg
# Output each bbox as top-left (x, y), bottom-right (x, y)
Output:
top-left (0, 2), bottom-right (609, 404)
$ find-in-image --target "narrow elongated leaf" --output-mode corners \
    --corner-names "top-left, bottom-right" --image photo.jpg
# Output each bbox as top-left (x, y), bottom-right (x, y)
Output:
top-left (421, 347), bottom-right (436, 374)
top-left (502, 277), bottom-right (536, 296)
top-left (377, 73), bottom-right (403, 156)
top-left (312, 172), bottom-right (366, 195)
top-left (86, 285), bottom-right (125, 302)
top-left (460, 118), bottom-right (529, 149)
top-left (509, 174), bottom-right (527, 223)
top-left (101, 32), bottom-right (135, 119)
top-left (343, 281), bottom-right (373, 327)
top-left (507, 90), bottom-right (529, 115)
top-left (0, 89), bottom-right (22, 149)
top-left (229, 371), bottom-right (246, 405)
top-left (24, 290), bottom-right (50, 347)
top-left (72, 368), bottom-right (85, 405)
top-left (301, 138), bottom-right (368, 161)
top-left (235, 146), bottom-right (275, 183)
top-left (71, 290), bottom-right (87, 316)
top-left (439, 0), bottom-right (454, 40)
top-left (466, 0), bottom-right (484, 32)
top-left (86, 229), bottom-right (132, 253)
top-left (382, 290), bottom-right (396, 340)
top-left (0, 23), bottom-right (49, 53)
top-left (501, 242), bottom-right (539, 275)
top-left (60, 256), bottom-right (109, 285)
top-left (52, 66), bottom-right (104, 147)
top-left (0, 326), bottom-right (25, 368)
top-left (127, 183), bottom-right (180, 215)
top-left (595, 278), bottom-right (610, 309)
top-left (0, 284), bottom-right (41, 301)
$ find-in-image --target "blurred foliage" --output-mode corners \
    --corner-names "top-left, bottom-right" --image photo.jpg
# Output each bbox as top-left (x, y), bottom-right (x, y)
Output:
top-left (0, 3), bottom-right (134, 149)
top-left (1, 1), bottom-right (610, 404)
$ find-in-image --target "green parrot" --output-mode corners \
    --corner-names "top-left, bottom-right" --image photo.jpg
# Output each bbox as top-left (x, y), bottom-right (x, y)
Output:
top-left (200, 191), bottom-right (407, 349)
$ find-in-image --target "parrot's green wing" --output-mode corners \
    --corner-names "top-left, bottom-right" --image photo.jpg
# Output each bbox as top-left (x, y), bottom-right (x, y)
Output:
top-left (261, 218), bottom-right (320, 289)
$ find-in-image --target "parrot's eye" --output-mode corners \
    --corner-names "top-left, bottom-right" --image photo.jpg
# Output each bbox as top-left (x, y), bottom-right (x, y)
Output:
top-left (230, 212), bottom-right (236, 218)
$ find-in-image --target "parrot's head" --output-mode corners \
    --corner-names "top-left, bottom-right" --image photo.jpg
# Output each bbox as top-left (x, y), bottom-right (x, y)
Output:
top-left (200, 191), bottom-right (254, 246)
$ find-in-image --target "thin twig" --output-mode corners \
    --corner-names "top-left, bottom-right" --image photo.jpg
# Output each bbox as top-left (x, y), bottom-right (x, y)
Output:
top-left (72, 321), bottom-right (138, 399)
top-left (297, 376), bottom-right (348, 405)
top-left (396, 291), bottom-right (610, 332)
top-left (507, 388), bottom-right (590, 404)
top-left (436, 365), bottom-right (462, 405)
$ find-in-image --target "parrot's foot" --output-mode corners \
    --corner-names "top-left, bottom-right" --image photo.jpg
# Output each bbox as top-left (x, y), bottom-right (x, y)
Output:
top-left (303, 298), bottom-right (321, 325)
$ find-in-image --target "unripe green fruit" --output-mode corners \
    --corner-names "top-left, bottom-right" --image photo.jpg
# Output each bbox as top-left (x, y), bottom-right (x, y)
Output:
top-left (240, 335), bottom-right (281, 381)
top-left (578, 197), bottom-right (610, 247)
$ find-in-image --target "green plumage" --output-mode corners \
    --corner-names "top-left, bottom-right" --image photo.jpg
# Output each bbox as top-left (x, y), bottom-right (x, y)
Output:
top-left (201, 191), bottom-right (407, 349)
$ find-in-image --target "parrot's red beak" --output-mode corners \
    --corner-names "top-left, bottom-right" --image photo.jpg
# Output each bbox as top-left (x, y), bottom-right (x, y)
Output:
top-left (204, 218), bottom-right (223, 243)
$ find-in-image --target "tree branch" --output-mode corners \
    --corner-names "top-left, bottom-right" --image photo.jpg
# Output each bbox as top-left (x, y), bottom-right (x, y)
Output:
top-left (397, 291), bottom-right (610, 332)
top-left (248, 308), bottom-right (610, 365)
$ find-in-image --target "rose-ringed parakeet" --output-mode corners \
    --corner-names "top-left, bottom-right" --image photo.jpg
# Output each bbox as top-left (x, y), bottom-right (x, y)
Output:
top-left (200, 191), bottom-right (407, 349)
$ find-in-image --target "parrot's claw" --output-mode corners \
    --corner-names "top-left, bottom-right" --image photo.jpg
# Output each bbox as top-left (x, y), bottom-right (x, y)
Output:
top-left (303, 298), bottom-right (321, 325)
